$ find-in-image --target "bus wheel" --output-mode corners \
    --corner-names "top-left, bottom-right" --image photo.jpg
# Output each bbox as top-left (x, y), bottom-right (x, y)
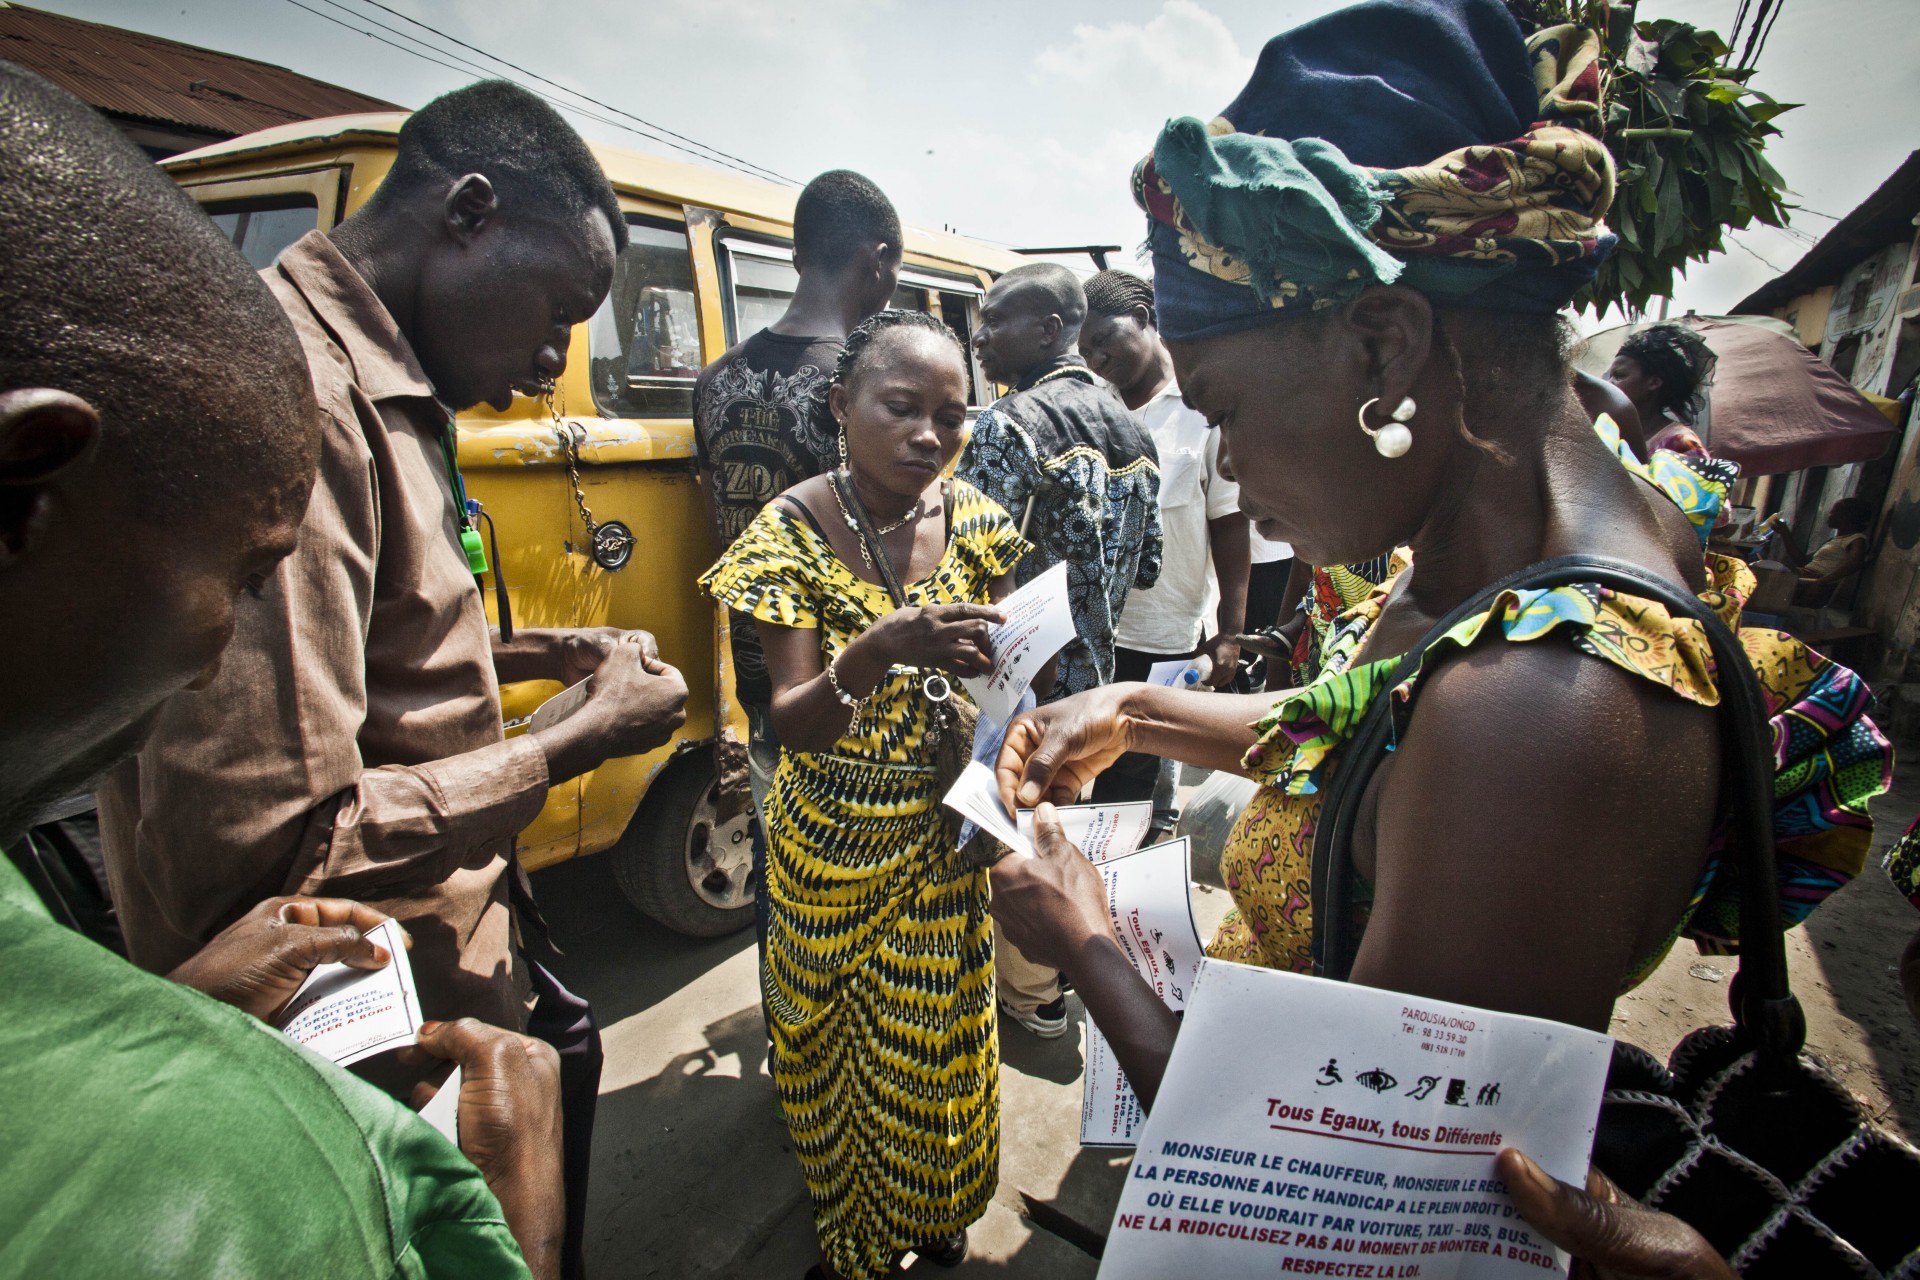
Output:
top-left (612, 754), bottom-right (755, 937)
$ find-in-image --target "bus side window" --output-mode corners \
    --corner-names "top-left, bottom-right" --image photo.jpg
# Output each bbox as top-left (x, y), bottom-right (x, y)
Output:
top-left (729, 251), bottom-right (800, 340)
top-left (203, 195), bottom-right (319, 269)
top-left (589, 218), bottom-right (700, 418)
top-left (721, 236), bottom-right (991, 409)
top-left (938, 290), bottom-right (988, 407)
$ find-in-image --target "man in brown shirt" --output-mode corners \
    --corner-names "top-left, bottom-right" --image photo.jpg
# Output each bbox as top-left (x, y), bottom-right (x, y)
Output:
top-left (97, 81), bottom-right (686, 1277)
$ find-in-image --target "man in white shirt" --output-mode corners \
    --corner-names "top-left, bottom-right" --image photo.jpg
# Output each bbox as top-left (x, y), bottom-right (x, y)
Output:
top-left (1080, 269), bottom-right (1256, 836)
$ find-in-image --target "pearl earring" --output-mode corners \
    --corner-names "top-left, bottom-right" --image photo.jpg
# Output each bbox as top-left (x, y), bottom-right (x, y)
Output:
top-left (1358, 396), bottom-right (1415, 459)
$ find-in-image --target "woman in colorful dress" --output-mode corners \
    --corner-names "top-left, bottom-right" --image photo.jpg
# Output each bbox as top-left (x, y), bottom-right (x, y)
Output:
top-left (985, 1), bottom-right (1890, 1273)
top-left (700, 308), bottom-right (1028, 1280)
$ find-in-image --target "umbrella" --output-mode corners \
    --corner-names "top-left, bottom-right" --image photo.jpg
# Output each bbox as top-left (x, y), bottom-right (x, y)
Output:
top-left (1575, 314), bottom-right (1897, 476)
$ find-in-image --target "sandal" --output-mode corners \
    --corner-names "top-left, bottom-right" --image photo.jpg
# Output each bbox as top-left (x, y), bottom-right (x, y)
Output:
top-left (918, 1232), bottom-right (968, 1268)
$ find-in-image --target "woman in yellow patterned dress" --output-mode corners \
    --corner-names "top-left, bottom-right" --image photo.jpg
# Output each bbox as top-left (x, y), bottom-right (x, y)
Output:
top-left (985, 0), bottom-right (1889, 1270)
top-left (700, 309), bottom-right (1028, 1280)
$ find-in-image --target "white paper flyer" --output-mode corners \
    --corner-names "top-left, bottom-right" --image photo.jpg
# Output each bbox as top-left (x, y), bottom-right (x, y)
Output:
top-left (959, 560), bottom-right (1073, 726)
top-left (1097, 961), bottom-right (1613, 1279)
top-left (417, 1063), bottom-right (461, 1144)
top-left (944, 761), bottom-right (1027, 852)
top-left (1020, 801), bottom-right (1154, 865)
top-left (953, 686), bottom-right (1034, 852)
top-left (1082, 837), bottom-right (1205, 1147)
top-left (1146, 658), bottom-right (1205, 689)
top-left (527, 676), bottom-right (591, 733)
top-left (273, 916), bottom-right (425, 1068)
top-left (942, 762), bottom-right (1154, 863)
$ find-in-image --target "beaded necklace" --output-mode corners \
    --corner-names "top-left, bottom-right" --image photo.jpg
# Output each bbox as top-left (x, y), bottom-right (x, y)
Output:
top-left (830, 466), bottom-right (927, 569)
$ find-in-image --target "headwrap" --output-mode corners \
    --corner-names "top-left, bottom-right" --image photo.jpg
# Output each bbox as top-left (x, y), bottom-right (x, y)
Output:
top-left (1133, 0), bottom-right (1616, 340)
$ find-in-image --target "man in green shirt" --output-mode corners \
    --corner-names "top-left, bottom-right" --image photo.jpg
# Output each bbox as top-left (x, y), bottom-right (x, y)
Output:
top-left (0, 63), bottom-right (559, 1278)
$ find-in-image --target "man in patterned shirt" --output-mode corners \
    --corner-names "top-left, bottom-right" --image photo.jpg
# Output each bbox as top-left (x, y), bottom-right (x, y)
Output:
top-left (959, 264), bottom-right (1162, 703)
top-left (693, 170), bottom-right (902, 943)
top-left (957, 262), bottom-right (1161, 1038)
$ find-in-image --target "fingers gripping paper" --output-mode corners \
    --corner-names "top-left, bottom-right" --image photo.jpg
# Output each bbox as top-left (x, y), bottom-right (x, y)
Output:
top-left (272, 917), bottom-right (425, 1068)
top-left (960, 561), bottom-right (1074, 726)
top-left (1082, 837), bottom-right (1206, 1147)
top-left (942, 759), bottom-right (1155, 863)
top-left (1097, 962), bottom-right (1612, 1279)
top-left (417, 1064), bottom-right (461, 1144)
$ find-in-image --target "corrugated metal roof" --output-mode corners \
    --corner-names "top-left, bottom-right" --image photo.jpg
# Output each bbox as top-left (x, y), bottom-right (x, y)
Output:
top-left (0, 3), bottom-right (397, 137)
top-left (1734, 151), bottom-right (1920, 316)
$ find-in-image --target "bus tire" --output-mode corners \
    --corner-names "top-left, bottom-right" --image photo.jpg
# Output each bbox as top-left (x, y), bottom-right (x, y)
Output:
top-left (611, 753), bottom-right (756, 937)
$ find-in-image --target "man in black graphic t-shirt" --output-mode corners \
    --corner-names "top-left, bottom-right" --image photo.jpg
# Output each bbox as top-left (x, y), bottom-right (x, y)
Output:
top-left (693, 169), bottom-right (902, 933)
top-left (697, 330), bottom-right (842, 568)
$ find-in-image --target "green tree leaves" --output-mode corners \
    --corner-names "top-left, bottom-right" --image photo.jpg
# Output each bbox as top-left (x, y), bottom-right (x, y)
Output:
top-left (1507, 2), bottom-right (1798, 318)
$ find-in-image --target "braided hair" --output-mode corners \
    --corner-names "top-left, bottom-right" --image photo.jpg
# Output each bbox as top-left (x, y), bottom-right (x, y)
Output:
top-left (829, 307), bottom-right (966, 394)
top-left (1618, 324), bottom-right (1718, 424)
top-left (813, 309), bottom-right (967, 456)
top-left (1084, 268), bottom-right (1157, 326)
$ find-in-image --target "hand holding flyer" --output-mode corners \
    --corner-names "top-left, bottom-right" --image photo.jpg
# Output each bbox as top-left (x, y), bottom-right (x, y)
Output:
top-left (1098, 962), bottom-right (1613, 1279)
top-left (941, 760), bottom-right (1153, 862)
top-left (272, 916), bottom-right (425, 1068)
top-left (959, 561), bottom-right (1073, 726)
top-left (1019, 800), bottom-right (1154, 864)
top-left (1082, 837), bottom-right (1205, 1146)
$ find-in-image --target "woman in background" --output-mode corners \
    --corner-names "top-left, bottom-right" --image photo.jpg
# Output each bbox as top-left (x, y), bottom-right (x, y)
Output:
top-left (1775, 495), bottom-right (1874, 606)
top-left (1607, 323), bottom-right (1718, 456)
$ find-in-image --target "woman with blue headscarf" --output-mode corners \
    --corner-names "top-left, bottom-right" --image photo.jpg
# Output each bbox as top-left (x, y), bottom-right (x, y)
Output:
top-left (987, 1), bottom-right (1890, 1273)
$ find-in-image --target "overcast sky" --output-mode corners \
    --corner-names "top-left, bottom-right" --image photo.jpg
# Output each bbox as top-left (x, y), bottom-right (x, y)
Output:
top-left (39, 0), bottom-right (1919, 326)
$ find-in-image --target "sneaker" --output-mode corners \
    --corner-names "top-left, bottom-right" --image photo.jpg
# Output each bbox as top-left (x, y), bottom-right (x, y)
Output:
top-left (1000, 995), bottom-right (1069, 1039)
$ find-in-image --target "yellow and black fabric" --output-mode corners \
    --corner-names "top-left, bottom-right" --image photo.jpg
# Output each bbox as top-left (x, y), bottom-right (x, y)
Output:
top-left (699, 479), bottom-right (1028, 1280)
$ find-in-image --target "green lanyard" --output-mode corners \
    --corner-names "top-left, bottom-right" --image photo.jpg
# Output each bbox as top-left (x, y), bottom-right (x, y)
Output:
top-left (436, 414), bottom-right (489, 576)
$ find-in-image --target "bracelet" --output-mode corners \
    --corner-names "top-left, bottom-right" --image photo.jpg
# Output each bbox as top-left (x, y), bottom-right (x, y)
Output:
top-left (824, 656), bottom-right (863, 708)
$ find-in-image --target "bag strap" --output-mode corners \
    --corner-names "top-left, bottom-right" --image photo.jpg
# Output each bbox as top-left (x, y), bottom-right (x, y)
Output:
top-left (773, 493), bottom-right (829, 541)
top-left (829, 468), bottom-right (955, 613)
top-left (831, 468), bottom-right (909, 608)
top-left (1308, 554), bottom-right (1804, 1065)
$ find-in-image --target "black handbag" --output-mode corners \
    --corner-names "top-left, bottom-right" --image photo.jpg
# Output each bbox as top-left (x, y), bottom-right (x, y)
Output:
top-left (1308, 554), bottom-right (1920, 1277)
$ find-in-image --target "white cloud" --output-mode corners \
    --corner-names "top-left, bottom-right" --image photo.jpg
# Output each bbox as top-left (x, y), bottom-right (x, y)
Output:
top-left (907, 3), bottom-right (1253, 264)
top-left (680, 0), bottom-right (889, 28)
top-left (1033, 1), bottom-right (1253, 105)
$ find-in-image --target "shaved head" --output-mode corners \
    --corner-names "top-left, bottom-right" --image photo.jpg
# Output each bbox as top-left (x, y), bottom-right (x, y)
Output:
top-left (0, 60), bottom-right (316, 523)
top-left (0, 61), bottom-right (319, 839)
top-left (996, 263), bottom-right (1088, 332)
top-left (974, 262), bottom-right (1090, 384)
